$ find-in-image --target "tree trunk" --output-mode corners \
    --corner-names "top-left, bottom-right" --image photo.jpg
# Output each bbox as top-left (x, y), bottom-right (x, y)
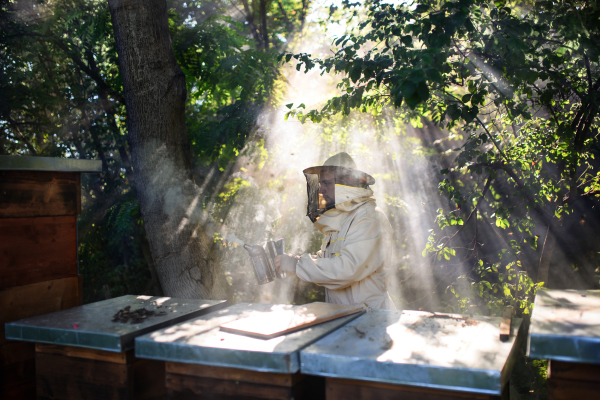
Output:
top-left (141, 228), bottom-right (164, 296)
top-left (259, 0), bottom-right (269, 50)
top-left (241, 0), bottom-right (263, 49)
top-left (108, 0), bottom-right (231, 301)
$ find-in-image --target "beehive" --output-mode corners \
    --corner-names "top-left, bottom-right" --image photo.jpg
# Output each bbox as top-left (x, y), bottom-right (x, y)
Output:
top-left (0, 155), bottom-right (101, 399)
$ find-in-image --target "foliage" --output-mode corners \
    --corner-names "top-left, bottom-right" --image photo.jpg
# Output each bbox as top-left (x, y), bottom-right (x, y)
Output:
top-left (282, 0), bottom-right (600, 316)
top-left (166, 0), bottom-right (312, 163)
top-left (79, 196), bottom-right (154, 303)
top-left (509, 341), bottom-right (548, 399)
top-left (0, 0), bottom-right (306, 302)
top-left (169, 11), bottom-right (280, 163)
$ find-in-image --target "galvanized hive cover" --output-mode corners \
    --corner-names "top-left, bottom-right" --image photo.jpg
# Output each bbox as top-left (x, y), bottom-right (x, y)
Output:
top-left (300, 310), bottom-right (523, 396)
top-left (5, 295), bottom-right (227, 352)
top-left (135, 302), bottom-right (364, 374)
top-left (0, 155), bottom-right (102, 172)
top-left (528, 289), bottom-right (600, 364)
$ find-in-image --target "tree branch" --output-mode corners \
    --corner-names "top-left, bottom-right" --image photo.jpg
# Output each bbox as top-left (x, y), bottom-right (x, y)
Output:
top-left (475, 116), bottom-right (511, 163)
top-left (300, 0), bottom-right (308, 32)
top-left (51, 36), bottom-right (125, 104)
top-left (240, 0), bottom-right (264, 49)
top-left (277, 1), bottom-right (293, 33)
top-left (20, 31), bottom-right (125, 103)
top-left (85, 46), bottom-right (134, 182)
top-left (431, 176), bottom-right (493, 262)
top-left (5, 117), bottom-right (38, 154)
top-left (259, 0), bottom-right (269, 50)
top-left (479, 211), bottom-right (526, 268)
top-left (584, 53), bottom-right (592, 90)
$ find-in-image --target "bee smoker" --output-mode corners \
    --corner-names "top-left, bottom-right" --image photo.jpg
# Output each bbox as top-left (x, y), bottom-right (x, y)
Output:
top-left (243, 239), bottom-right (286, 285)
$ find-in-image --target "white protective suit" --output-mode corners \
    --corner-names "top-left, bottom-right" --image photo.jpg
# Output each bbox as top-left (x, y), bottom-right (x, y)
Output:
top-left (295, 184), bottom-right (396, 310)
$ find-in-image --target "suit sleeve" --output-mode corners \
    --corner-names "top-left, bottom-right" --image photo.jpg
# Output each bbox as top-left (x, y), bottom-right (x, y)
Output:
top-left (296, 215), bottom-right (387, 290)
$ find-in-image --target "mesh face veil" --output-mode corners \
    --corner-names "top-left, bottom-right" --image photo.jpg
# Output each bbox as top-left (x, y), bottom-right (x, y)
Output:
top-left (304, 168), bottom-right (333, 223)
top-left (304, 171), bottom-right (321, 223)
top-left (303, 166), bottom-right (373, 223)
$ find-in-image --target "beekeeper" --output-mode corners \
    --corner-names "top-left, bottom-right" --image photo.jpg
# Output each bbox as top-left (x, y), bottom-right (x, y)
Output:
top-left (274, 152), bottom-right (396, 310)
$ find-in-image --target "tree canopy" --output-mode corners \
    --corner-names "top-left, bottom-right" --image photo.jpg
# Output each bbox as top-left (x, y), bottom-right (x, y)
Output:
top-left (0, 0), bottom-right (307, 301)
top-left (284, 0), bottom-right (600, 315)
top-left (2, 0), bottom-right (599, 320)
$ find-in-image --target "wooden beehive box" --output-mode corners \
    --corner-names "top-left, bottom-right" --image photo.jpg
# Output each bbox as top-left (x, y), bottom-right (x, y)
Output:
top-left (528, 289), bottom-right (600, 400)
top-left (135, 302), bottom-right (364, 400)
top-left (5, 295), bottom-right (227, 400)
top-left (301, 309), bottom-right (524, 399)
top-left (0, 155), bottom-right (101, 399)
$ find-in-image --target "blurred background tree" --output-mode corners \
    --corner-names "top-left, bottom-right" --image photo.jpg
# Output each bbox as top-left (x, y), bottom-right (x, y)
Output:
top-left (0, 0), bottom-right (310, 302)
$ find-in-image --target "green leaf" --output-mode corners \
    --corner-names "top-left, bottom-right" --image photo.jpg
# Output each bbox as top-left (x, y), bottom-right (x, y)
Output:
top-left (496, 218), bottom-right (509, 229)
top-left (416, 81), bottom-right (430, 101)
top-left (401, 35), bottom-right (412, 46)
top-left (425, 68), bottom-right (442, 83)
top-left (415, 4), bottom-right (429, 13)
top-left (394, 93), bottom-right (404, 108)
top-left (446, 104), bottom-right (461, 120)
top-left (400, 80), bottom-right (416, 96)
top-left (350, 64), bottom-right (362, 83)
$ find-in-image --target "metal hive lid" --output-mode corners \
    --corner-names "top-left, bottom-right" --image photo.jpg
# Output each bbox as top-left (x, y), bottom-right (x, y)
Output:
top-left (0, 155), bottom-right (102, 173)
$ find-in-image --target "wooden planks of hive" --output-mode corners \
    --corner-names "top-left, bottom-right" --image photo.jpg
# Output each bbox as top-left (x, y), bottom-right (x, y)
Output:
top-left (0, 157), bottom-right (99, 399)
top-left (547, 360), bottom-right (600, 400)
top-left (36, 343), bottom-right (165, 400)
top-left (165, 362), bottom-right (324, 400)
top-left (0, 277), bottom-right (81, 399)
top-left (325, 377), bottom-right (508, 400)
top-left (0, 170), bottom-right (80, 218)
top-left (0, 216), bottom-right (78, 290)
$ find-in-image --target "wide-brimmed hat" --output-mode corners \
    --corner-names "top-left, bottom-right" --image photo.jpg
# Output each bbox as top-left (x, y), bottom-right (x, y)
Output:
top-left (303, 152), bottom-right (375, 185)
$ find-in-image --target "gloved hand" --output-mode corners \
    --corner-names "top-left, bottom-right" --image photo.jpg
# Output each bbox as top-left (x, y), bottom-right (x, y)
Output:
top-left (274, 253), bottom-right (300, 276)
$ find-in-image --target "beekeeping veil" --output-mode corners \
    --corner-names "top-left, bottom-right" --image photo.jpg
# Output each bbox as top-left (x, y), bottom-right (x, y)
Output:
top-left (303, 152), bottom-right (376, 223)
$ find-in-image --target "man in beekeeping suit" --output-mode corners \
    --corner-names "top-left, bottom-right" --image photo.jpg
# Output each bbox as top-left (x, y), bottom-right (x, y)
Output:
top-left (275, 152), bottom-right (396, 310)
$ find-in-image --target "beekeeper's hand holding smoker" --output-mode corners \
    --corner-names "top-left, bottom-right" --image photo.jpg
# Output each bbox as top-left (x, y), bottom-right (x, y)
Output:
top-left (274, 152), bottom-right (396, 310)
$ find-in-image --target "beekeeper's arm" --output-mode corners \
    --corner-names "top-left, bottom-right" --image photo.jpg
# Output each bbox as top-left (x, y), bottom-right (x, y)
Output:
top-left (294, 216), bottom-right (386, 290)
